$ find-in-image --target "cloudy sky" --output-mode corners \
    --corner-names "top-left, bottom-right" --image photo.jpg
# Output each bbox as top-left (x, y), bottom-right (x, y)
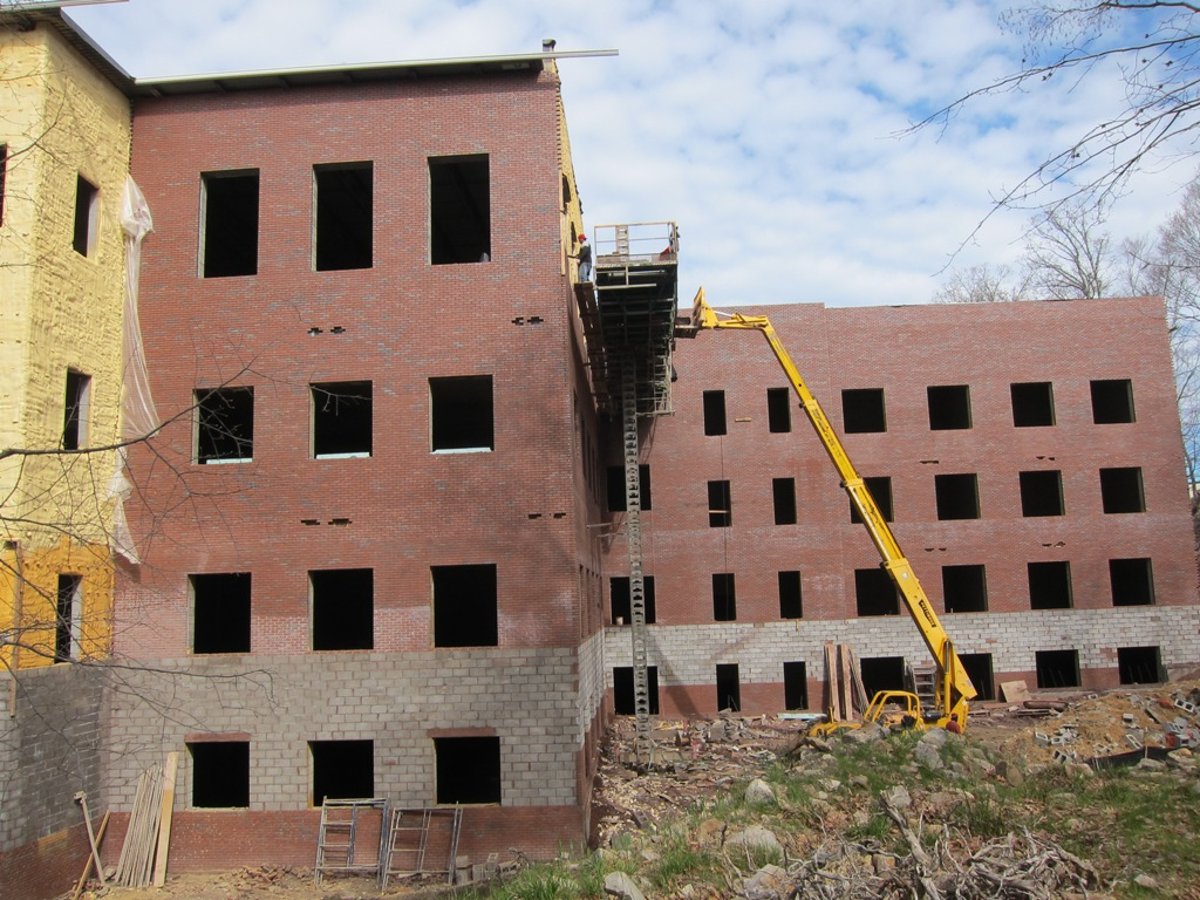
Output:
top-left (64, 0), bottom-right (1198, 308)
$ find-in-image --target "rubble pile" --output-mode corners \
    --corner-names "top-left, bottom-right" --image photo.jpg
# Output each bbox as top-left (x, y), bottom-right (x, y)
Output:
top-left (982, 681), bottom-right (1200, 767)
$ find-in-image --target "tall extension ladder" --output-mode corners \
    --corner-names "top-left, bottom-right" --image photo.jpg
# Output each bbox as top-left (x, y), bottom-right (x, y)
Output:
top-left (314, 798), bottom-right (387, 885)
top-left (621, 355), bottom-right (653, 765)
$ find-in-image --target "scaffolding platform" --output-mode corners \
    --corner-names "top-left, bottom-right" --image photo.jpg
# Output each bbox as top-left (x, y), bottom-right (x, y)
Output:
top-left (575, 221), bottom-right (680, 417)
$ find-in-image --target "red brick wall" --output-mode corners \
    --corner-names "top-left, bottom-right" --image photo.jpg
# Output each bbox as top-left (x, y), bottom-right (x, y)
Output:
top-left (123, 68), bottom-right (591, 657)
top-left (0, 823), bottom-right (93, 900)
top-left (609, 298), bottom-right (1195, 627)
top-left (101, 807), bottom-right (582, 872)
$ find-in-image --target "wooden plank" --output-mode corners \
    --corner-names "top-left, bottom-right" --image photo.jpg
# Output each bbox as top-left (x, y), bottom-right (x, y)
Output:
top-left (848, 648), bottom-right (870, 713)
top-left (152, 752), bottom-right (178, 887)
top-left (999, 680), bottom-right (1030, 703)
top-left (823, 642), bottom-right (841, 721)
top-left (838, 645), bottom-right (857, 723)
top-left (72, 811), bottom-right (109, 900)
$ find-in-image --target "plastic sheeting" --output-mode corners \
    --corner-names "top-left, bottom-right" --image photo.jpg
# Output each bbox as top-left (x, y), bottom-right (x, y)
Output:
top-left (107, 177), bottom-right (158, 564)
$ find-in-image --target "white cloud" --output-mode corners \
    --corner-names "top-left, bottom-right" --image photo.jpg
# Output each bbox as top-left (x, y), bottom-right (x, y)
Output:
top-left (68, 0), bottom-right (1199, 307)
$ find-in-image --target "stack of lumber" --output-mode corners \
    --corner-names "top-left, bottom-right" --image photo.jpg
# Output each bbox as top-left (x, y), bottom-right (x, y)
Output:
top-left (824, 641), bottom-right (869, 723)
top-left (114, 752), bottom-right (177, 887)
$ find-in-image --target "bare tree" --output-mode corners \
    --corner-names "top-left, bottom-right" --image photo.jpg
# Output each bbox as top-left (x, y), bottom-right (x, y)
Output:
top-left (912, 2), bottom-right (1200, 224)
top-left (933, 262), bottom-right (1031, 303)
top-left (1023, 200), bottom-right (1114, 297)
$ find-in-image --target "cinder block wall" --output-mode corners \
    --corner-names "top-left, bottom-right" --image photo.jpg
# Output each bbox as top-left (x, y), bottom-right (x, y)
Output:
top-left (0, 666), bottom-right (106, 899)
top-left (602, 298), bottom-right (1200, 713)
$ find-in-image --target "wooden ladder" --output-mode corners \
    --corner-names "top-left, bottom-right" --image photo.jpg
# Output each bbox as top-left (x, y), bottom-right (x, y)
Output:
top-left (911, 663), bottom-right (938, 714)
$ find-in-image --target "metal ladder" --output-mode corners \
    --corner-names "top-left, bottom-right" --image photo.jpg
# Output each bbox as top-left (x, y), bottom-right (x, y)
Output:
top-left (621, 355), bottom-right (653, 766)
top-left (380, 806), bottom-right (463, 887)
top-left (911, 663), bottom-right (938, 714)
top-left (314, 798), bottom-right (386, 885)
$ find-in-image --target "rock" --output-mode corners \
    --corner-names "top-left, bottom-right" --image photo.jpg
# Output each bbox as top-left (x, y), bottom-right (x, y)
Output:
top-left (742, 863), bottom-right (790, 899)
top-left (844, 723), bottom-right (886, 744)
top-left (745, 778), bottom-right (776, 805)
top-left (725, 825), bottom-right (784, 861)
top-left (1065, 762), bottom-right (1095, 779)
top-left (920, 727), bottom-right (951, 748)
top-left (881, 785), bottom-right (912, 809)
top-left (604, 871), bottom-right (647, 900)
top-left (850, 775), bottom-right (870, 789)
top-left (1135, 757), bottom-right (1167, 773)
top-left (694, 817), bottom-right (725, 848)
top-left (995, 760), bottom-right (1025, 787)
top-left (872, 853), bottom-right (895, 875)
top-left (819, 778), bottom-right (842, 792)
top-left (915, 741), bottom-right (944, 770)
top-left (805, 736), bottom-right (833, 753)
top-left (1133, 873), bottom-right (1159, 889)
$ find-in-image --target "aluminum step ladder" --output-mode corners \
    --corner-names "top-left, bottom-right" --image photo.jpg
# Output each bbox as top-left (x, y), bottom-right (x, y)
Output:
top-left (314, 798), bottom-right (386, 885)
top-left (380, 806), bottom-right (463, 887)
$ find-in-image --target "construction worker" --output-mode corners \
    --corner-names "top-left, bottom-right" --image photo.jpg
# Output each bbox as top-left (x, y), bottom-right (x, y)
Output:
top-left (576, 233), bottom-right (592, 282)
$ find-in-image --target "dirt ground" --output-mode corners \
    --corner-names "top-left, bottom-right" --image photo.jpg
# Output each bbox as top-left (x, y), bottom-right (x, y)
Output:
top-left (78, 680), bottom-right (1200, 899)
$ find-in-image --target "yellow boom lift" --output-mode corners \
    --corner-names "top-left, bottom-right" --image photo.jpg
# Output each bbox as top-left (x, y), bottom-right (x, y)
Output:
top-left (688, 290), bottom-right (976, 732)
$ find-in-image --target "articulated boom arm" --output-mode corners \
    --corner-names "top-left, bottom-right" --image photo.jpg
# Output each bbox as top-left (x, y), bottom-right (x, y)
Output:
top-left (692, 292), bottom-right (976, 728)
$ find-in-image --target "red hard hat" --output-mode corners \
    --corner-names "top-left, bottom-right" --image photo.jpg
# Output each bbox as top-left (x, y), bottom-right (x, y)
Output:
top-left (579, 234), bottom-right (587, 241)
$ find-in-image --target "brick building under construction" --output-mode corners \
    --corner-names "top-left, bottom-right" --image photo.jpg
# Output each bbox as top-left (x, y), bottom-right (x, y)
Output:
top-left (1, 5), bottom-right (1198, 897)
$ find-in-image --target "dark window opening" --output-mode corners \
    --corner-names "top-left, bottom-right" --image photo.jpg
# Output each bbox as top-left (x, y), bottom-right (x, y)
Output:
top-left (1019, 470), bottom-right (1064, 517)
top-left (850, 476), bottom-right (893, 524)
top-left (561, 173), bottom-right (572, 207)
top-left (433, 563), bottom-right (498, 647)
top-left (842, 388), bottom-right (886, 433)
top-left (855, 568), bottom-right (899, 616)
top-left (1011, 382), bottom-right (1055, 427)
top-left (958, 653), bottom-right (995, 701)
top-left (927, 385), bottom-right (972, 430)
top-left (1110, 557), bottom-right (1155, 606)
top-left (708, 480), bottom-right (732, 527)
top-left (767, 388), bottom-right (792, 433)
top-left (860, 656), bottom-right (906, 698)
top-left (311, 569), bottom-right (373, 651)
top-left (311, 740), bottom-right (373, 806)
top-left (312, 381), bottom-right (372, 458)
top-left (62, 369), bottom-right (91, 450)
top-left (0, 144), bottom-right (7, 226)
top-left (712, 573), bottom-right (736, 621)
top-left (716, 664), bottom-right (740, 712)
top-left (773, 477), bottom-right (797, 525)
top-left (189, 741), bottom-right (249, 808)
top-left (201, 170), bottom-right (259, 277)
top-left (1035, 649), bottom-right (1080, 689)
top-left (606, 464), bottom-right (651, 511)
top-left (703, 390), bottom-right (727, 436)
top-left (1028, 561), bottom-right (1072, 610)
top-left (1100, 467), bottom-right (1145, 513)
top-left (195, 386), bottom-right (254, 464)
top-left (73, 174), bottom-right (98, 256)
top-left (783, 661), bottom-right (808, 710)
top-left (1118, 646), bottom-right (1162, 685)
top-left (610, 576), bottom-right (656, 624)
top-left (1091, 379), bottom-right (1135, 424)
top-left (942, 564), bottom-right (987, 613)
top-left (778, 570), bottom-right (803, 619)
top-left (934, 473), bottom-right (979, 520)
top-left (315, 162), bottom-right (372, 271)
top-left (430, 155), bottom-right (490, 264)
top-left (192, 572), bottom-right (251, 654)
top-left (430, 375), bottom-right (493, 451)
top-left (55, 574), bottom-right (81, 661)
top-left (613, 666), bottom-right (659, 715)
top-left (435, 736), bottom-right (500, 804)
